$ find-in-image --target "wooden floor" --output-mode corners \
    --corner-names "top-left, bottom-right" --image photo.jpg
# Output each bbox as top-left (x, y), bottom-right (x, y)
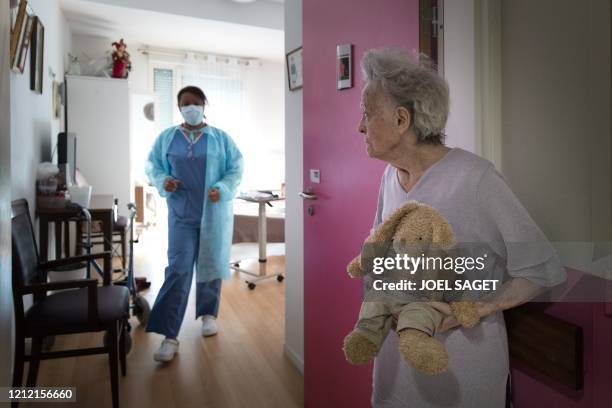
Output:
top-left (21, 223), bottom-right (303, 408)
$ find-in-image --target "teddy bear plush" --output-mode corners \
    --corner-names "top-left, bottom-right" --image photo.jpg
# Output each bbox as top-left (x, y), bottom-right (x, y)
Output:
top-left (343, 201), bottom-right (480, 374)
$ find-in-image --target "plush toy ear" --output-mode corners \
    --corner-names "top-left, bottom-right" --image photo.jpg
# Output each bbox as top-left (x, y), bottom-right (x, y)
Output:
top-left (371, 201), bottom-right (420, 242)
top-left (432, 216), bottom-right (455, 250)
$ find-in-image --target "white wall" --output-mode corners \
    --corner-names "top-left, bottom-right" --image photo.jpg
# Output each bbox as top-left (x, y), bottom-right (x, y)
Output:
top-left (446, 0), bottom-right (611, 266)
top-left (11, 0), bottom-right (72, 206)
top-left (501, 0), bottom-right (611, 248)
top-left (8, 0), bottom-right (72, 385)
top-left (1, 0), bottom-right (12, 387)
top-left (243, 60), bottom-right (285, 191)
top-left (443, 0), bottom-right (476, 153)
top-left (283, 0), bottom-right (304, 373)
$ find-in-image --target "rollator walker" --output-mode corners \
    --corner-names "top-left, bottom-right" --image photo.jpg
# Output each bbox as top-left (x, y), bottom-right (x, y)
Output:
top-left (80, 203), bottom-right (151, 352)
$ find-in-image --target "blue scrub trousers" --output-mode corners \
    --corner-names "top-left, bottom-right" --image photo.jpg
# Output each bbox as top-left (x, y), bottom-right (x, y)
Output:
top-left (146, 214), bottom-right (222, 338)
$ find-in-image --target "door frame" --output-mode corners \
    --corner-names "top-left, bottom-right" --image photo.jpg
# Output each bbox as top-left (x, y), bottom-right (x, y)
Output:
top-left (474, 0), bottom-right (502, 169)
top-left (283, 0), bottom-right (304, 374)
top-left (419, 0), bottom-right (445, 74)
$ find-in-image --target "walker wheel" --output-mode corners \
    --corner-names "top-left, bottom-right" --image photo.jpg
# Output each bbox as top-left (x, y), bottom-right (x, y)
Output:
top-left (133, 295), bottom-right (151, 326)
top-left (277, 275), bottom-right (284, 282)
top-left (247, 282), bottom-right (256, 290)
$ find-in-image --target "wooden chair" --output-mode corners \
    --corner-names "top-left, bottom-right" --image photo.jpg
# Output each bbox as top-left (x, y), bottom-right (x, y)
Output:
top-left (11, 199), bottom-right (130, 408)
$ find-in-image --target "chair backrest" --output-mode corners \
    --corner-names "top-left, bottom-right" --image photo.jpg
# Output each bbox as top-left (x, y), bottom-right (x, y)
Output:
top-left (11, 199), bottom-right (42, 292)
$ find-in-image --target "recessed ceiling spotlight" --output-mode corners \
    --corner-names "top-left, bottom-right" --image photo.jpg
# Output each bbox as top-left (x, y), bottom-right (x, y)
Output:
top-left (231, 0), bottom-right (257, 3)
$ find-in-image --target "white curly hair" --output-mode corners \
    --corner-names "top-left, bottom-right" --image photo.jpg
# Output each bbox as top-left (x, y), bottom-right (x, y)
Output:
top-left (361, 48), bottom-right (449, 145)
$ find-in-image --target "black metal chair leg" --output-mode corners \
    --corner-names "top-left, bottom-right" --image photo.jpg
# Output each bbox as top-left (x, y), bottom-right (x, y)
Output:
top-left (26, 337), bottom-right (42, 386)
top-left (107, 324), bottom-right (120, 408)
top-left (119, 320), bottom-right (127, 376)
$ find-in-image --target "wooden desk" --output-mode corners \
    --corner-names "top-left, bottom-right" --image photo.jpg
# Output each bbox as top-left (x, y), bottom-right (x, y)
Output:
top-left (36, 194), bottom-right (114, 280)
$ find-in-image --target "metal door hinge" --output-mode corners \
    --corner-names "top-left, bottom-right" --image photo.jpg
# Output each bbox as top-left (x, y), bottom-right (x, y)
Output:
top-left (432, 6), bottom-right (439, 39)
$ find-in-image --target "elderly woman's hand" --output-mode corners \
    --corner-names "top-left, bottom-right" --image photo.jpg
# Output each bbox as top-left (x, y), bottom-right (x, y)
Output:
top-left (430, 301), bottom-right (491, 333)
top-left (427, 302), bottom-right (460, 333)
top-left (390, 301), bottom-right (494, 334)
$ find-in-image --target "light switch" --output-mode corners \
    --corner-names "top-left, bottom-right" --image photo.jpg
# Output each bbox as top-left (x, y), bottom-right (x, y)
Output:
top-left (310, 169), bottom-right (321, 183)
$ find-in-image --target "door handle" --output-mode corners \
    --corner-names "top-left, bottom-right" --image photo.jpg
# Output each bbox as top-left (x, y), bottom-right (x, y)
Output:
top-left (299, 192), bottom-right (318, 200)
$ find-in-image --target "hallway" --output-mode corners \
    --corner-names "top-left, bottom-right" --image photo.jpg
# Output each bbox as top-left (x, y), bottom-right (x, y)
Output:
top-left (26, 224), bottom-right (302, 408)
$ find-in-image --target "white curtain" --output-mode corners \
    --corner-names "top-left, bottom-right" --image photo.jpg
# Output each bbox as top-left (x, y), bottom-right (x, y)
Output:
top-left (179, 52), bottom-right (284, 192)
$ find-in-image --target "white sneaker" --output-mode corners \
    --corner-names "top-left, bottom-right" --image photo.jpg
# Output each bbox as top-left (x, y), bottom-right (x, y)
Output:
top-left (153, 338), bottom-right (179, 362)
top-left (201, 315), bottom-right (218, 337)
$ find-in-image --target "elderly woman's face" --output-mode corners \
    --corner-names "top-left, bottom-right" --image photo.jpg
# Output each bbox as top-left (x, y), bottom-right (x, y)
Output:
top-left (358, 82), bottom-right (402, 160)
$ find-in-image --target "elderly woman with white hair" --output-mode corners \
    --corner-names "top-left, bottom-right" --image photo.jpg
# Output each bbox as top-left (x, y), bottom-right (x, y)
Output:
top-left (355, 48), bottom-right (566, 407)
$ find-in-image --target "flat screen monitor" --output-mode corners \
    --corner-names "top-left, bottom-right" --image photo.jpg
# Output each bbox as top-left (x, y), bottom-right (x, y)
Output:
top-left (58, 132), bottom-right (76, 186)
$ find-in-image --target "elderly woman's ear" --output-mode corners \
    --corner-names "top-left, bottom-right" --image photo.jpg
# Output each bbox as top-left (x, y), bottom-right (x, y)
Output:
top-left (395, 106), bottom-right (412, 134)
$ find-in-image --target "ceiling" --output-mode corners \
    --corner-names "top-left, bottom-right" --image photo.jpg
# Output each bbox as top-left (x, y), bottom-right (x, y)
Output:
top-left (60, 0), bottom-right (285, 61)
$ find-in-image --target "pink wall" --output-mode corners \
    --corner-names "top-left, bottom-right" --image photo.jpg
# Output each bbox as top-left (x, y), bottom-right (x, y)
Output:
top-left (303, 1), bottom-right (419, 406)
top-left (511, 269), bottom-right (612, 407)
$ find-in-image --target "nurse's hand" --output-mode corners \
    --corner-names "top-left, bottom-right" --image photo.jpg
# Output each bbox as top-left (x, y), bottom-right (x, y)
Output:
top-left (163, 177), bottom-right (180, 192)
top-left (208, 188), bottom-right (220, 202)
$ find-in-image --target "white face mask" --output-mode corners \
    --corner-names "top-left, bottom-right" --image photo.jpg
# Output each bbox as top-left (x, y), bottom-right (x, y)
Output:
top-left (180, 105), bottom-right (204, 126)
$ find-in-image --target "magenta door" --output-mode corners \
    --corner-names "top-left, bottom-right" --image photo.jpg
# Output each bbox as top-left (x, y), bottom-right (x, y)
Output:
top-left (302, 1), bottom-right (419, 406)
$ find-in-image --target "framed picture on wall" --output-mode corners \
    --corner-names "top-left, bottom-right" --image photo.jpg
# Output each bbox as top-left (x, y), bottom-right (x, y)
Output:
top-left (30, 16), bottom-right (44, 94)
top-left (286, 46), bottom-right (303, 91)
top-left (9, 0), bottom-right (27, 68)
top-left (336, 44), bottom-right (353, 90)
top-left (13, 5), bottom-right (34, 74)
top-left (10, 0), bottom-right (22, 32)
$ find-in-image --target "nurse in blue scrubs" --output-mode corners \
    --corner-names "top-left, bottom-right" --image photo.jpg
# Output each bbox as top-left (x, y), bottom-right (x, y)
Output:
top-left (144, 86), bottom-right (243, 362)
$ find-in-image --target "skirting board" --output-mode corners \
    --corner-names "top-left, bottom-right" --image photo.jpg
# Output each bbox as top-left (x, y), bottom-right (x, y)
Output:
top-left (284, 343), bottom-right (304, 375)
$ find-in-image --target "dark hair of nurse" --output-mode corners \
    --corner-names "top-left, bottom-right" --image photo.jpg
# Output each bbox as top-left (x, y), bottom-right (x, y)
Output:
top-left (177, 85), bottom-right (208, 107)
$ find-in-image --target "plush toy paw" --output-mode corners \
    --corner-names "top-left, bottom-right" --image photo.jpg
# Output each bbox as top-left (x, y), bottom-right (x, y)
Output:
top-left (398, 329), bottom-right (448, 375)
top-left (343, 331), bottom-right (378, 364)
top-left (347, 256), bottom-right (363, 278)
top-left (450, 301), bottom-right (480, 328)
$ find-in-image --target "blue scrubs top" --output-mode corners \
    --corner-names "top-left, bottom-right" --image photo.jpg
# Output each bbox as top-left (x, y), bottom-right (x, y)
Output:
top-left (146, 124), bottom-right (243, 282)
top-left (166, 128), bottom-right (208, 228)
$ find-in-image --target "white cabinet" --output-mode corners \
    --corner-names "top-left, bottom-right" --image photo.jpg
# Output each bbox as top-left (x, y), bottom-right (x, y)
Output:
top-left (66, 75), bottom-right (131, 216)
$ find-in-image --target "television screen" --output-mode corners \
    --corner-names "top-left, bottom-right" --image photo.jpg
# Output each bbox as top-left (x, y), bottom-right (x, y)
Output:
top-left (58, 132), bottom-right (76, 186)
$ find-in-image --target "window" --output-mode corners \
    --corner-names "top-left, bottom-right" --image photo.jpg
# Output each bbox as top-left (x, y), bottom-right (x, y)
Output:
top-left (149, 53), bottom-right (285, 192)
top-left (153, 68), bottom-right (175, 131)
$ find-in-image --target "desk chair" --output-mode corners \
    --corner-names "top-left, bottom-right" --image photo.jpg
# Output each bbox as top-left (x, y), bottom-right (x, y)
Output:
top-left (11, 199), bottom-right (129, 408)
